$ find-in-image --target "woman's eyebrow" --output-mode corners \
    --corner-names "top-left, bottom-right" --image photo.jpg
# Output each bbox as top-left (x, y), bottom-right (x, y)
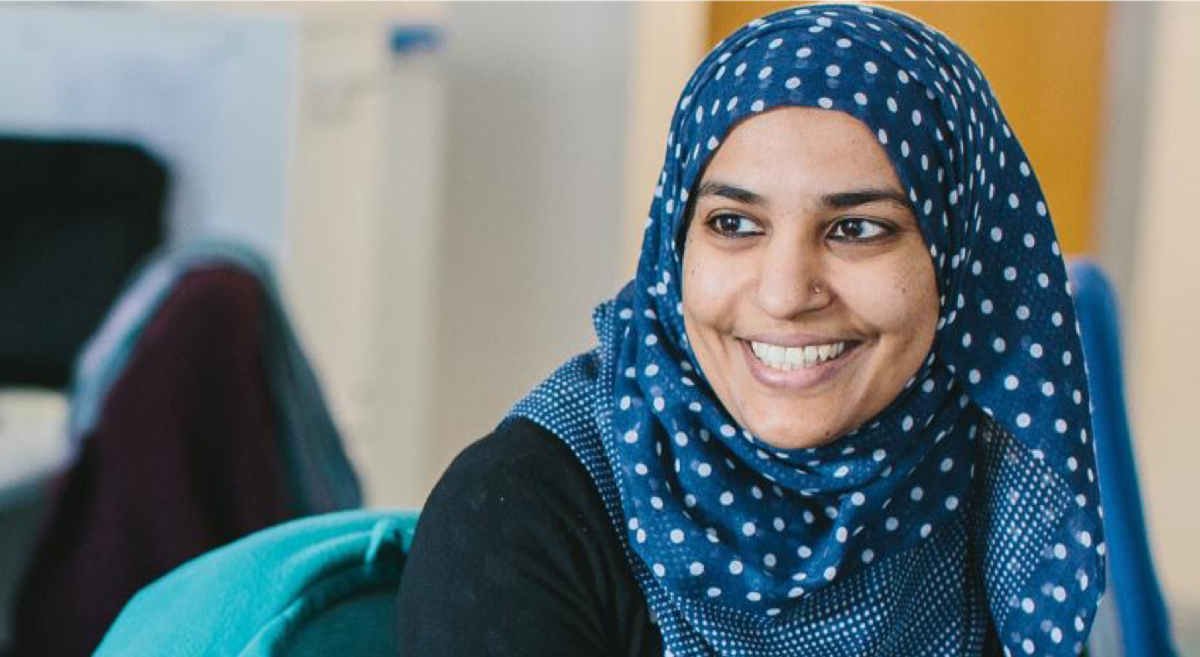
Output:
top-left (695, 181), bottom-right (765, 206)
top-left (696, 183), bottom-right (912, 211)
top-left (821, 189), bottom-right (913, 211)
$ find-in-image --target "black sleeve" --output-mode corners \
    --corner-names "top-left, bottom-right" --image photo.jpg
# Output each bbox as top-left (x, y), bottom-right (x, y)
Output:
top-left (395, 418), bottom-right (662, 657)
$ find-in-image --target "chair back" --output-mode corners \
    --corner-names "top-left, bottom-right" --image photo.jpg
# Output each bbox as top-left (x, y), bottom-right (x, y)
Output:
top-left (95, 509), bottom-right (418, 656)
top-left (1070, 260), bottom-right (1176, 656)
top-left (0, 135), bottom-right (166, 388)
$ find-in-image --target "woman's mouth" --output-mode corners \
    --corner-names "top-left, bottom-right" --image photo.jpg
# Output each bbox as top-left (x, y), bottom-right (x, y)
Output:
top-left (737, 337), bottom-right (862, 391)
top-left (748, 340), bottom-right (851, 371)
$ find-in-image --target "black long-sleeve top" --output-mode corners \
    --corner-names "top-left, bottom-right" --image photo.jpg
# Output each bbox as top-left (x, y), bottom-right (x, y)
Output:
top-left (395, 417), bottom-right (663, 656)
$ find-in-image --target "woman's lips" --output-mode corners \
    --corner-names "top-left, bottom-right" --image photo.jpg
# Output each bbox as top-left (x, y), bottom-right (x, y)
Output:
top-left (738, 337), bottom-right (861, 391)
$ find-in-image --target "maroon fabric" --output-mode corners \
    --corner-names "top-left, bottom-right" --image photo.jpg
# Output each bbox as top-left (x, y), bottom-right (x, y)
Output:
top-left (13, 267), bottom-right (294, 657)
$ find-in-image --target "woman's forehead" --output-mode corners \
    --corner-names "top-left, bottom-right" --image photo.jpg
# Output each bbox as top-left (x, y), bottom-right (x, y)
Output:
top-left (697, 107), bottom-right (906, 199)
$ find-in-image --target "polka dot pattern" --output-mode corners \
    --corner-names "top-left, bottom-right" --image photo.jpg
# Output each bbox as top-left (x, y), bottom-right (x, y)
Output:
top-left (511, 4), bottom-right (1103, 656)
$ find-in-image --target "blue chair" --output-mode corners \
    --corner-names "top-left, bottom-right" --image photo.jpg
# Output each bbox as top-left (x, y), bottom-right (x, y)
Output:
top-left (1070, 261), bottom-right (1177, 656)
top-left (94, 510), bottom-right (418, 656)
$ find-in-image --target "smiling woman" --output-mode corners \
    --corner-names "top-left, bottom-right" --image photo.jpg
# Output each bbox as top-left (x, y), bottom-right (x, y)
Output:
top-left (396, 5), bottom-right (1104, 656)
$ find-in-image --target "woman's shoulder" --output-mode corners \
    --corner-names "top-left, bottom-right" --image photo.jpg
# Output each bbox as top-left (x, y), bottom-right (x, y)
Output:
top-left (397, 417), bottom-right (661, 656)
top-left (454, 417), bottom-right (574, 469)
top-left (416, 416), bottom-right (628, 575)
top-left (432, 417), bottom-right (592, 507)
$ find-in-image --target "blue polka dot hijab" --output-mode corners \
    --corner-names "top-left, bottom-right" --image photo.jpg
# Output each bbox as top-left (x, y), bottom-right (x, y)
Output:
top-left (510, 4), bottom-right (1104, 655)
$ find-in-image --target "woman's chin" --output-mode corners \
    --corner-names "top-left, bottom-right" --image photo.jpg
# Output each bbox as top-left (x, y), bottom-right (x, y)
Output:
top-left (741, 413), bottom-right (850, 451)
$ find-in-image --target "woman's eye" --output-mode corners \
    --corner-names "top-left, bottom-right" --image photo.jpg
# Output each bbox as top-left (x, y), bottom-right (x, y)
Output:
top-left (709, 214), bottom-right (762, 237)
top-left (828, 218), bottom-right (890, 242)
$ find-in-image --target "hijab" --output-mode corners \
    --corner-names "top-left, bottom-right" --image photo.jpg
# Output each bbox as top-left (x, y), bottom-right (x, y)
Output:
top-left (510, 5), bottom-right (1104, 655)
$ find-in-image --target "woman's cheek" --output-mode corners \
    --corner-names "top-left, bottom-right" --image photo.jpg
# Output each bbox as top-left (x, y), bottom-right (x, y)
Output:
top-left (683, 249), bottom-right (740, 327)
top-left (877, 257), bottom-right (939, 343)
top-left (839, 264), bottom-right (926, 336)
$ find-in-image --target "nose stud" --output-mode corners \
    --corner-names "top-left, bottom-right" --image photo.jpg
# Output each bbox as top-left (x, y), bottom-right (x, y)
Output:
top-left (811, 280), bottom-right (823, 295)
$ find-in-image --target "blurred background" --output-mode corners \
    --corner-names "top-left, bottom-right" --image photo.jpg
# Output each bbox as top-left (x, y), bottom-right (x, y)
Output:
top-left (0, 1), bottom-right (1195, 654)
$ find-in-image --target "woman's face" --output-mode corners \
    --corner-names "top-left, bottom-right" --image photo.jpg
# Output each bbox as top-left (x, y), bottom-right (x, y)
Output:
top-left (682, 107), bottom-right (939, 450)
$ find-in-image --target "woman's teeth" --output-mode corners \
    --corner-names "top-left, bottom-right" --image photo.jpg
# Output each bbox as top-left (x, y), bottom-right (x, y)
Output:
top-left (750, 340), bottom-right (847, 371)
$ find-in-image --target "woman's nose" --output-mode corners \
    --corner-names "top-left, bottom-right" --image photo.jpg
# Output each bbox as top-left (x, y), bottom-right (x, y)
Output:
top-left (753, 240), bottom-right (832, 319)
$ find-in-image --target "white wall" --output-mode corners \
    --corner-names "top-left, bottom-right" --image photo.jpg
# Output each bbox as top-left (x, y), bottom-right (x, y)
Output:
top-left (423, 2), bottom-right (634, 492)
top-left (1123, 2), bottom-right (1200, 649)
